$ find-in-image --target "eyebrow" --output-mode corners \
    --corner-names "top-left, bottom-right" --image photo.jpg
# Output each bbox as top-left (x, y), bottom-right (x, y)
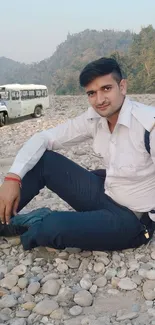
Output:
top-left (86, 84), bottom-right (112, 95)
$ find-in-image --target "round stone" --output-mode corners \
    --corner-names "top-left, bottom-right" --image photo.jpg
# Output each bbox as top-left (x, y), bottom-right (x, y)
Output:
top-left (27, 282), bottom-right (40, 295)
top-left (80, 278), bottom-right (92, 290)
top-left (0, 295), bottom-right (17, 308)
top-left (94, 276), bottom-right (107, 288)
top-left (74, 290), bottom-right (93, 307)
top-left (118, 278), bottom-right (137, 290)
top-left (117, 268), bottom-right (127, 279)
top-left (42, 280), bottom-right (60, 296)
top-left (23, 293), bottom-right (34, 302)
top-left (143, 280), bottom-right (155, 300)
top-left (151, 251), bottom-right (155, 260)
top-left (11, 286), bottom-right (21, 294)
top-left (50, 307), bottom-right (64, 319)
top-left (16, 310), bottom-right (30, 318)
top-left (89, 285), bottom-right (97, 294)
top-left (69, 305), bottom-right (83, 316)
top-left (11, 265), bottom-right (27, 276)
top-left (94, 263), bottom-right (105, 273)
top-left (67, 258), bottom-right (80, 269)
top-left (105, 268), bottom-right (117, 279)
top-left (57, 287), bottom-right (74, 303)
top-left (34, 299), bottom-right (59, 315)
top-left (18, 278), bottom-right (28, 289)
top-left (41, 273), bottom-right (59, 284)
top-left (21, 302), bottom-right (36, 310)
top-left (146, 270), bottom-right (155, 280)
top-left (57, 263), bottom-right (68, 273)
top-left (0, 274), bottom-right (18, 289)
top-left (0, 288), bottom-right (9, 296)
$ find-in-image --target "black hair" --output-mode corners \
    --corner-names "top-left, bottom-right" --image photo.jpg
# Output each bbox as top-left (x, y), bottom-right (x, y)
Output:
top-left (79, 57), bottom-right (123, 87)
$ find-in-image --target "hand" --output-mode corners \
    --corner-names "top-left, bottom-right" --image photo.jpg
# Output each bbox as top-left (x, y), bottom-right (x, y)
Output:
top-left (0, 175), bottom-right (21, 224)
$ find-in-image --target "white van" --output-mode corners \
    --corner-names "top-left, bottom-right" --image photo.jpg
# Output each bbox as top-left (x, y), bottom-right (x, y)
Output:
top-left (0, 84), bottom-right (49, 127)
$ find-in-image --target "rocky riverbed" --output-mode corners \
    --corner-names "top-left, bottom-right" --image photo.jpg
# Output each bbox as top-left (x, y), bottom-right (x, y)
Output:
top-left (0, 94), bottom-right (155, 325)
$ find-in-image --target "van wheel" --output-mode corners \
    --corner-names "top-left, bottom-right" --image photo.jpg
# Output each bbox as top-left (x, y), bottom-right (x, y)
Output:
top-left (33, 106), bottom-right (42, 118)
top-left (0, 113), bottom-right (7, 127)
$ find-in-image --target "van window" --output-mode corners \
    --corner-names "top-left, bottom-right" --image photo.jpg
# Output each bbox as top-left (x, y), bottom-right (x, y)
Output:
top-left (5, 91), bottom-right (10, 100)
top-left (35, 90), bottom-right (42, 97)
top-left (11, 91), bottom-right (20, 100)
top-left (42, 89), bottom-right (48, 97)
top-left (0, 91), bottom-right (10, 100)
top-left (21, 89), bottom-right (47, 99)
top-left (21, 90), bottom-right (29, 100)
top-left (28, 90), bottom-right (35, 98)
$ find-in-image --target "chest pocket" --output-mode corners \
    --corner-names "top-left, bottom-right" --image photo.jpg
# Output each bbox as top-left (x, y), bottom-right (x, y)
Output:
top-left (113, 130), bottom-right (149, 177)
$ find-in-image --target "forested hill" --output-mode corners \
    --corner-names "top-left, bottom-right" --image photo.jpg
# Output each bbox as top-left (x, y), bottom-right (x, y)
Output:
top-left (0, 26), bottom-right (155, 94)
top-left (0, 29), bottom-right (133, 93)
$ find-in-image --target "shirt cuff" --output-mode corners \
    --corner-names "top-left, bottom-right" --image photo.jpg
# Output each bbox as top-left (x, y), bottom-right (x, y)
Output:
top-left (8, 163), bottom-right (28, 179)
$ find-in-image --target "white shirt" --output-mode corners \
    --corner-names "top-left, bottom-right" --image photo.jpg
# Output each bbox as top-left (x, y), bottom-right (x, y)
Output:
top-left (9, 96), bottom-right (155, 220)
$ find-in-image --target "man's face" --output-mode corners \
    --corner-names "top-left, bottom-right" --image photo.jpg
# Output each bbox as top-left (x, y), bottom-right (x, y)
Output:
top-left (85, 74), bottom-right (127, 118)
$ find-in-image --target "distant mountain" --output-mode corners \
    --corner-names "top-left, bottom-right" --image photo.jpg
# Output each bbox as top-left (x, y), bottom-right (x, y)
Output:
top-left (0, 29), bottom-right (133, 93)
top-left (0, 57), bottom-right (26, 84)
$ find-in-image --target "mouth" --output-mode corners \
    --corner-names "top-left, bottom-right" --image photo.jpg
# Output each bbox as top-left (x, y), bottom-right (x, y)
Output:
top-left (97, 104), bottom-right (110, 111)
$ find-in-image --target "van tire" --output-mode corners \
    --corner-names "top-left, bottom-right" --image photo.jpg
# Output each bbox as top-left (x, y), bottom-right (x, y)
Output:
top-left (32, 106), bottom-right (42, 118)
top-left (0, 112), bottom-right (7, 127)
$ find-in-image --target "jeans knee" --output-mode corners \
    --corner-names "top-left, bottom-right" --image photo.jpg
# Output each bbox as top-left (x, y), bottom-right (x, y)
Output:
top-left (41, 150), bottom-right (60, 168)
top-left (42, 150), bottom-right (53, 162)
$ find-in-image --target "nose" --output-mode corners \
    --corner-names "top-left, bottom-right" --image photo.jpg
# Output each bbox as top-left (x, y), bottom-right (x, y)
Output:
top-left (96, 91), bottom-right (106, 105)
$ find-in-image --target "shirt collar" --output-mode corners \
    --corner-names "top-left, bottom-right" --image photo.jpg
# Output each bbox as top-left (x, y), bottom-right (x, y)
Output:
top-left (117, 96), bottom-right (132, 128)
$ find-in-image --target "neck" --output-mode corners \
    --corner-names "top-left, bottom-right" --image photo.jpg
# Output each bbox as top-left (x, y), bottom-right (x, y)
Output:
top-left (107, 111), bottom-right (120, 127)
top-left (107, 98), bottom-right (125, 133)
top-left (107, 112), bottom-right (120, 133)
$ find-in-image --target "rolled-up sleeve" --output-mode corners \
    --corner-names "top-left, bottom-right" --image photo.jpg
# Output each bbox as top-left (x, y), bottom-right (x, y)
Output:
top-left (9, 111), bottom-right (93, 178)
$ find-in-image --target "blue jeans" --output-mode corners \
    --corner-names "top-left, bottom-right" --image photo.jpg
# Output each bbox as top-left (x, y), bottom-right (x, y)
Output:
top-left (11, 150), bottom-right (154, 251)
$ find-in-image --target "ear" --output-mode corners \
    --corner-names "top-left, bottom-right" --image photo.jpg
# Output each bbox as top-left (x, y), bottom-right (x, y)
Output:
top-left (119, 79), bottom-right (127, 95)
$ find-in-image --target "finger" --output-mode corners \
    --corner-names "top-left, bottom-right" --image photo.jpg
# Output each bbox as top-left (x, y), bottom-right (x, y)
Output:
top-left (13, 197), bottom-right (20, 216)
top-left (5, 202), bottom-right (13, 225)
top-left (0, 201), bottom-right (5, 224)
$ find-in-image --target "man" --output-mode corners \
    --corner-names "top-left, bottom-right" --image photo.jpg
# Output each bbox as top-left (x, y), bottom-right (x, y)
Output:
top-left (0, 57), bottom-right (155, 251)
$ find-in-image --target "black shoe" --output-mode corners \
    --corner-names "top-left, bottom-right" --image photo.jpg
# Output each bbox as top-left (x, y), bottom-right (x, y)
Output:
top-left (0, 222), bottom-right (28, 237)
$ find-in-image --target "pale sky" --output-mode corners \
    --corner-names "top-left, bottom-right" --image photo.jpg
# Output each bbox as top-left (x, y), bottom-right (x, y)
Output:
top-left (0, 0), bottom-right (155, 63)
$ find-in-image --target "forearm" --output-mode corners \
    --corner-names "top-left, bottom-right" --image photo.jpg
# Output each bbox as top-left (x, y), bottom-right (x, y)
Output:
top-left (8, 112), bottom-right (93, 179)
top-left (8, 132), bottom-right (49, 179)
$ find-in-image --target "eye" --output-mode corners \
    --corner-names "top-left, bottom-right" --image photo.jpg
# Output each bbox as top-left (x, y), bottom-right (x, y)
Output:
top-left (104, 86), bottom-right (112, 92)
top-left (87, 91), bottom-right (95, 97)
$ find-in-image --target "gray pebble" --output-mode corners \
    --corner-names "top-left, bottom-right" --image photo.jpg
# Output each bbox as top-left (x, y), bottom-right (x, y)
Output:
top-left (0, 295), bottom-right (17, 308)
top-left (27, 282), bottom-right (40, 295)
top-left (9, 319), bottom-right (27, 325)
top-left (29, 276), bottom-right (41, 284)
top-left (23, 293), bottom-right (35, 302)
top-left (69, 305), bottom-right (83, 316)
top-left (16, 310), bottom-right (30, 318)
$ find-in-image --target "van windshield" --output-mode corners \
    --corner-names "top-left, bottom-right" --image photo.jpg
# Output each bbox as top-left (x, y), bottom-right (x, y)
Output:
top-left (0, 88), bottom-right (10, 100)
